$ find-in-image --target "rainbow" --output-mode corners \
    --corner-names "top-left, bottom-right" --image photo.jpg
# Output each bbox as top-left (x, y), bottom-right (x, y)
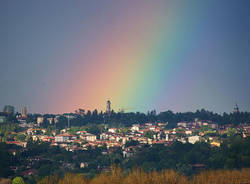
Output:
top-left (51, 2), bottom-right (205, 113)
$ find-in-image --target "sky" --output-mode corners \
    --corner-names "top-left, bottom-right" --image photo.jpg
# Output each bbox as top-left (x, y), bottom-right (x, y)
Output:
top-left (0, 1), bottom-right (250, 114)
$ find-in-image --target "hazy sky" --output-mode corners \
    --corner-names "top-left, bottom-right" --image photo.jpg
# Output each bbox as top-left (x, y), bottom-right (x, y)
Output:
top-left (1, 1), bottom-right (250, 114)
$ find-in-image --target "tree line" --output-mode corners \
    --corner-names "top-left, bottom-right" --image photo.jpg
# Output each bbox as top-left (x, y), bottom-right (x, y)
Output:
top-left (25, 109), bottom-right (250, 129)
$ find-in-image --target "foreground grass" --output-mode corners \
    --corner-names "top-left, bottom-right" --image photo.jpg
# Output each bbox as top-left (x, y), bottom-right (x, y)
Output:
top-left (38, 167), bottom-right (250, 184)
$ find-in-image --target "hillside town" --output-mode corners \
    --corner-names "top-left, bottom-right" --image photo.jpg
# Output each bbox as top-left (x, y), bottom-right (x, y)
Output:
top-left (4, 115), bottom-right (250, 152)
top-left (1, 104), bottom-right (250, 155)
top-left (1, 103), bottom-right (250, 180)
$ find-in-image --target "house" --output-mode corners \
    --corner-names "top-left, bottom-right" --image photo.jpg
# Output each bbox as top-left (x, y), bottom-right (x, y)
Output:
top-left (164, 130), bottom-right (171, 134)
top-left (80, 133), bottom-right (96, 142)
top-left (185, 130), bottom-right (192, 135)
top-left (188, 136), bottom-right (200, 144)
top-left (21, 169), bottom-right (35, 176)
top-left (134, 132), bottom-right (143, 137)
top-left (54, 116), bottom-right (60, 123)
top-left (177, 122), bottom-right (187, 128)
top-left (47, 117), bottom-right (53, 124)
top-left (108, 128), bottom-right (117, 133)
top-left (122, 145), bottom-right (140, 158)
top-left (149, 126), bottom-right (156, 131)
top-left (131, 124), bottom-right (140, 132)
top-left (32, 135), bottom-right (39, 141)
top-left (152, 140), bottom-right (167, 144)
top-left (86, 133), bottom-right (96, 141)
top-left (157, 122), bottom-right (167, 127)
top-left (32, 135), bottom-right (50, 141)
top-left (55, 134), bottom-right (71, 142)
top-left (80, 162), bottom-right (88, 168)
top-left (145, 122), bottom-right (153, 127)
top-left (165, 133), bottom-right (169, 141)
top-left (177, 137), bottom-right (186, 144)
top-left (8, 149), bottom-right (17, 156)
top-left (138, 129), bottom-right (150, 134)
top-left (243, 132), bottom-right (250, 138)
top-left (6, 141), bottom-right (27, 148)
top-left (0, 115), bottom-right (7, 123)
top-left (123, 150), bottom-right (134, 158)
top-left (154, 127), bottom-right (161, 132)
top-left (203, 122), bottom-right (208, 126)
top-left (100, 132), bottom-right (108, 140)
top-left (243, 125), bottom-right (250, 133)
top-left (41, 136), bottom-right (54, 142)
top-left (137, 137), bottom-right (148, 144)
top-left (208, 123), bottom-right (218, 129)
top-left (147, 138), bottom-right (152, 144)
top-left (27, 128), bottom-right (46, 135)
top-left (37, 116), bottom-right (44, 125)
top-left (76, 131), bottom-right (87, 135)
top-left (192, 164), bottom-right (206, 171)
top-left (122, 137), bottom-right (129, 144)
top-left (218, 129), bottom-right (227, 135)
top-left (60, 129), bottom-right (68, 133)
top-left (100, 132), bottom-right (123, 141)
top-left (210, 141), bottom-right (220, 147)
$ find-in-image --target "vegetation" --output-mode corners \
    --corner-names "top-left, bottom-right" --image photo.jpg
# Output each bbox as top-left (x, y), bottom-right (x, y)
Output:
top-left (124, 136), bottom-right (250, 175)
top-left (12, 177), bottom-right (25, 184)
top-left (0, 143), bottom-right (15, 177)
top-left (23, 109), bottom-right (250, 130)
top-left (1, 109), bottom-right (250, 183)
top-left (125, 140), bottom-right (139, 147)
top-left (0, 178), bottom-right (11, 184)
top-left (0, 123), bottom-right (23, 141)
top-left (38, 166), bottom-right (250, 184)
top-left (0, 136), bottom-right (249, 183)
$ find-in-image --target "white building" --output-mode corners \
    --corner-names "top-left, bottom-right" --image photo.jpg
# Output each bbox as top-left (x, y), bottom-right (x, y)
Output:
top-left (55, 134), bottom-right (70, 142)
top-left (178, 137), bottom-right (186, 144)
top-left (188, 136), bottom-right (200, 144)
top-left (108, 128), bottom-right (117, 133)
top-left (131, 124), bottom-right (140, 132)
top-left (177, 122), bottom-right (187, 128)
top-left (80, 162), bottom-right (88, 168)
top-left (86, 133), bottom-right (96, 141)
top-left (47, 118), bottom-right (53, 124)
top-left (0, 116), bottom-right (7, 123)
top-left (80, 133), bottom-right (96, 142)
top-left (54, 116), bottom-right (60, 123)
top-left (37, 117), bottom-right (44, 125)
top-left (185, 130), bottom-right (192, 135)
top-left (165, 133), bottom-right (169, 141)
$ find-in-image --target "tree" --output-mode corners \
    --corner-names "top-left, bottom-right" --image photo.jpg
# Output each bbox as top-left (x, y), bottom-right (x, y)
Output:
top-left (144, 131), bottom-right (154, 139)
top-left (15, 134), bottom-right (26, 142)
top-left (12, 177), bottom-right (25, 184)
top-left (125, 140), bottom-right (139, 147)
top-left (86, 125), bottom-right (100, 136)
top-left (0, 143), bottom-right (14, 177)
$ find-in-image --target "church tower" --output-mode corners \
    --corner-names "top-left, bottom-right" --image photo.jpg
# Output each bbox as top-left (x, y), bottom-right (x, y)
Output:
top-left (234, 103), bottom-right (239, 113)
top-left (106, 100), bottom-right (111, 117)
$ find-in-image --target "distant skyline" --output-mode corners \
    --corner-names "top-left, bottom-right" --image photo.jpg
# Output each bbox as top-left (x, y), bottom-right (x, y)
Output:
top-left (1, 1), bottom-right (250, 114)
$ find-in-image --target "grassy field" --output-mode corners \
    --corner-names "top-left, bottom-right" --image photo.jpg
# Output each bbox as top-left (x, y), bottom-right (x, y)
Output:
top-left (37, 167), bottom-right (250, 184)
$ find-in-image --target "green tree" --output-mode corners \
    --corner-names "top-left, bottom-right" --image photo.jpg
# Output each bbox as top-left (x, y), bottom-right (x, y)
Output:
top-left (15, 134), bottom-right (26, 142)
top-left (125, 140), bottom-right (139, 147)
top-left (12, 177), bottom-right (25, 184)
top-left (144, 131), bottom-right (154, 139)
top-left (0, 143), bottom-right (14, 177)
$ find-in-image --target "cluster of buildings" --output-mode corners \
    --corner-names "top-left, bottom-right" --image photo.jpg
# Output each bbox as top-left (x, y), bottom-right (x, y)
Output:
top-left (0, 105), bottom-right (28, 123)
top-left (4, 114), bottom-right (250, 159)
top-left (1, 103), bottom-right (250, 158)
top-left (0, 104), bottom-right (249, 176)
